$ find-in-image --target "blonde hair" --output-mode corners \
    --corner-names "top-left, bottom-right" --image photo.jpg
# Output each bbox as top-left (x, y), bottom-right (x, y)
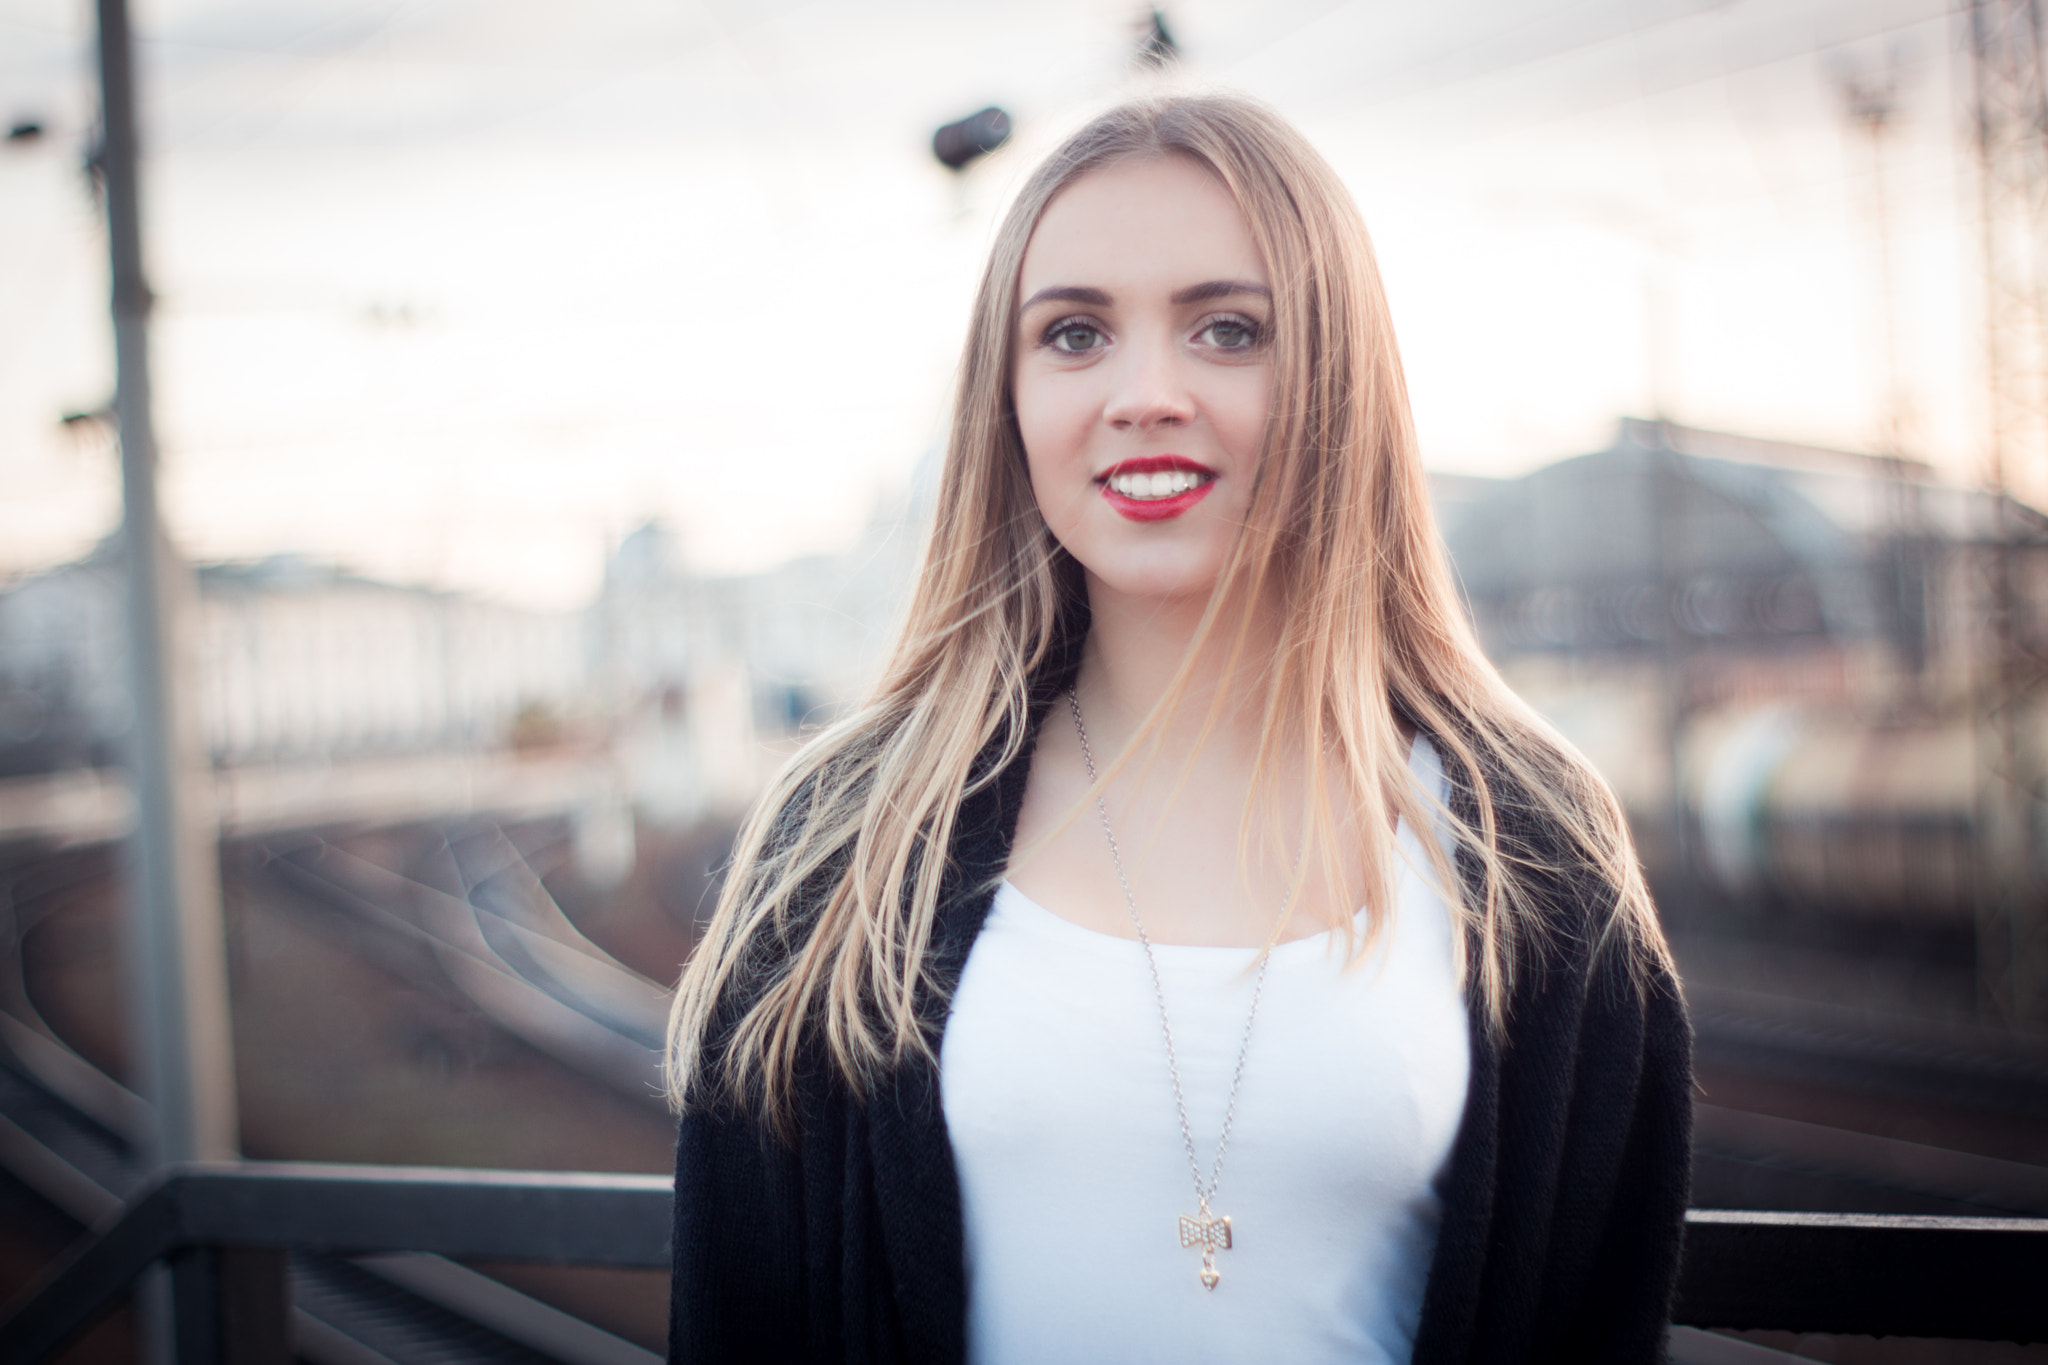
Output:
top-left (665, 93), bottom-right (1667, 1126)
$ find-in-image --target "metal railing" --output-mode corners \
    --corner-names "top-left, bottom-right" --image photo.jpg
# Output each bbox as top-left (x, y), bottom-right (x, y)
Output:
top-left (1678, 1207), bottom-right (2048, 1339)
top-left (2, 1161), bottom-right (2044, 1364)
top-left (0, 1162), bottom-right (670, 1364)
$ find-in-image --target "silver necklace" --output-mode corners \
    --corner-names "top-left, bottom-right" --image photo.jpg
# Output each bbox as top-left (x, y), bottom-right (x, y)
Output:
top-left (1066, 688), bottom-right (1299, 1292)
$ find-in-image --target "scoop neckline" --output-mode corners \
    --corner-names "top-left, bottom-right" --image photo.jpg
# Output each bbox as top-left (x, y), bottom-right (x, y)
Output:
top-left (992, 880), bottom-right (1361, 965)
top-left (994, 734), bottom-right (1440, 961)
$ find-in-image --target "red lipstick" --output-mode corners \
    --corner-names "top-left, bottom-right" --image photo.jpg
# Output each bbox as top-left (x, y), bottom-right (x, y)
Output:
top-left (1097, 455), bottom-right (1217, 523)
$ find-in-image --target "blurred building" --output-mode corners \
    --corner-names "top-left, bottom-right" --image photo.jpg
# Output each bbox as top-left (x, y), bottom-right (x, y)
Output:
top-left (589, 490), bottom-right (924, 832)
top-left (17, 429), bottom-right (2037, 932)
top-left (1441, 418), bottom-right (2048, 926)
top-left (0, 486), bottom-right (929, 870)
top-left (0, 547), bottom-right (585, 777)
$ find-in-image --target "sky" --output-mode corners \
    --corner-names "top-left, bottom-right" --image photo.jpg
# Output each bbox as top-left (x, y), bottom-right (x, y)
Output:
top-left (0, 0), bottom-right (1992, 608)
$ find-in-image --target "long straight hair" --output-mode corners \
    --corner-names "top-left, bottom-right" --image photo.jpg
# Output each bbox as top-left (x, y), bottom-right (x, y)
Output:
top-left (665, 93), bottom-right (1666, 1125)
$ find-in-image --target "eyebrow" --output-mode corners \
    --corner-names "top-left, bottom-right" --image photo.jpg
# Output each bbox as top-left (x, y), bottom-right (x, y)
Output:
top-left (1018, 285), bottom-right (1111, 311)
top-left (1017, 279), bottom-right (1272, 312)
top-left (1170, 279), bottom-right (1271, 305)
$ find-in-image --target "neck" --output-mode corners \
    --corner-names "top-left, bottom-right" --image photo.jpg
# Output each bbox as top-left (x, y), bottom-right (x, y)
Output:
top-left (1073, 572), bottom-right (1282, 759)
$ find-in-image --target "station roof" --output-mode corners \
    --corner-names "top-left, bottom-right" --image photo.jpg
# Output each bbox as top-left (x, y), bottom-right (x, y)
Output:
top-left (1441, 418), bottom-right (2046, 602)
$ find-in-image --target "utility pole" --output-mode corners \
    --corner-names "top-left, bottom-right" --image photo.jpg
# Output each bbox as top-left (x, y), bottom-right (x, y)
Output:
top-left (97, 4), bottom-right (297, 1357)
top-left (98, 0), bottom-right (239, 1166)
top-left (100, 3), bottom-right (269, 1353)
top-left (1839, 57), bottom-right (1913, 459)
top-left (1836, 53), bottom-right (1932, 686)
top-left (1966, 0), bottom-right (2048, 1026)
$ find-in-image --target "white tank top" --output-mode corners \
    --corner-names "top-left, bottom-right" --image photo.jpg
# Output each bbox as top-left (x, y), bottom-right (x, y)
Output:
top-left (940, 737), bottom-right (1470, 1365)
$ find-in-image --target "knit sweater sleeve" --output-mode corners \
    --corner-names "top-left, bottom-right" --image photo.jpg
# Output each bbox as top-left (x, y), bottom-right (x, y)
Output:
top-left (665, 717), bottom-right (1041, 1365)
top-left (666, 776), bottom-right (836, 1364)
top-left (1534, 934), bottom-right (1694, 1362)
top-left (1412, 740), bottom-right (1695, 1365)
top-left (669, 1096), bottom-right (809, 1363)
top-left (1413, 913), bottom-right (1692, 1365)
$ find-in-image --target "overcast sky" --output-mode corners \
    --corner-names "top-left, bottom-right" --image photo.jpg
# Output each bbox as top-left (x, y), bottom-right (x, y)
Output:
top-left (0, 0), bottom-right (1981, 606)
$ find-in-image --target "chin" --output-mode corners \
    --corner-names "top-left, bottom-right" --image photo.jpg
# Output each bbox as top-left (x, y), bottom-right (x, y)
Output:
top-left (1078, 552), bottom-right (1228, 606)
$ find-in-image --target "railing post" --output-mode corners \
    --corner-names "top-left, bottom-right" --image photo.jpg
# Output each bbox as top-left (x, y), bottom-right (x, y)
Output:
top-left (92, 0), bottom-right (243, 1352)
top-left (168, 1248), bottom-right (289, 1365)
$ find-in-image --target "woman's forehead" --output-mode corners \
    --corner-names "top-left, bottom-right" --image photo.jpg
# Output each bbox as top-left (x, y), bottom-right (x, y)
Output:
top-left (1018, 155), bottom-right (1265, 303)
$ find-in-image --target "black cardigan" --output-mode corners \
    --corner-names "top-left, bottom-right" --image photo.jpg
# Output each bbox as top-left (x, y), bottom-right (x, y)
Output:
top-left (669, 708), bottom-right (1693, 1365)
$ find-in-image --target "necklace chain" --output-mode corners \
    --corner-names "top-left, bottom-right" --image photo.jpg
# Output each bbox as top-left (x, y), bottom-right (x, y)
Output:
top-left (1066, 689), bottom-right (1299, 1271)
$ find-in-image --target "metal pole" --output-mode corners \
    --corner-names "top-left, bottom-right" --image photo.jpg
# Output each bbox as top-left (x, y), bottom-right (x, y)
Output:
top-left (1966, 0), bottom-right (2048, 1027)
top-left (95, 0), bottom-right (240, 1169)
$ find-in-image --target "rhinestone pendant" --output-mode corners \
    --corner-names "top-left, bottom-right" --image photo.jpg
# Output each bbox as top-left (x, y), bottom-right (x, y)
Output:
top-left (1179, 1207), bottom-right (1232, 1290)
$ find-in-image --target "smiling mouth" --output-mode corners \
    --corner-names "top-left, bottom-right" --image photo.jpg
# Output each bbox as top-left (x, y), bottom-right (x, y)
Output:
top-left (1105, 467), bottom-right (1209, 499)
top-left (1096, 456), bottom-right (1216, 521)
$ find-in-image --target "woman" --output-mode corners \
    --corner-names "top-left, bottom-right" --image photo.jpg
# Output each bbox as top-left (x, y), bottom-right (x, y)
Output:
top-left (667, 94), bottom-right (1691, 1365)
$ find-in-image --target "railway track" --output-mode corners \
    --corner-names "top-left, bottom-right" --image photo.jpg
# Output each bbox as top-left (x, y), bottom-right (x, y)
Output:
top-left (4, 831), bottom-right (2047, 1360)
top-left (0, 831), bottom-right (667, 1364)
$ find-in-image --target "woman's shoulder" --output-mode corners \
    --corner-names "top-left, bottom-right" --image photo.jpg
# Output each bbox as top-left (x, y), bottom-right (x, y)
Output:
top-left (1424, 712), bottom-right (1609, 866)
top-left (692, 714), bottom-right (1035, 1043)
top-left (1421, 708), bottom-right (1671, 988)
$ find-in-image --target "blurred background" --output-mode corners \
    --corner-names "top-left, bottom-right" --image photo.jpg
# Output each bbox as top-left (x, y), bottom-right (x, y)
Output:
top-left (5, 0), bottom-right (2048, 1361)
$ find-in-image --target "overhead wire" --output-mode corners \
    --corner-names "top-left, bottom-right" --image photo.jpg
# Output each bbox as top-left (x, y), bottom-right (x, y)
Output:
top-left (137, 0), bottom-right (824, 153)
top-left (1221, 0), bottom-right (1742, 113)
top-left (1286, 0), bottom-right (1950, 132)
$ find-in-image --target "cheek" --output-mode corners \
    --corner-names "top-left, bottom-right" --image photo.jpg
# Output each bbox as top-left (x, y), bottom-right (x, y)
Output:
top-left (1217, 366), bottom-right (1273, 457)
top-left (1013, 369), bottom-right (1092, 503)
top-left (1012, 370), bottom-right (1046, 472)
top-left (1012, 368), bottom-right (1080, 468)
top-left (1013, 378), bottom-right (1099, 542)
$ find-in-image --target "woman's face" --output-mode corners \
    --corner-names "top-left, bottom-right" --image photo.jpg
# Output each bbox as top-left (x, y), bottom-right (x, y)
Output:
top-left (1012, 154), bottom-right (1273, 607)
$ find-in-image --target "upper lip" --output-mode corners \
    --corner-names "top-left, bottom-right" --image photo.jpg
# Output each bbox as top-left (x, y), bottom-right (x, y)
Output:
top-left (1095, 455), bottom-right (1216, 483)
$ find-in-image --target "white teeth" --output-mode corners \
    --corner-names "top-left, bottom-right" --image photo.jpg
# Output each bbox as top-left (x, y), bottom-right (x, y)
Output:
top-left (1108, 469), bottom-right (1206, 499)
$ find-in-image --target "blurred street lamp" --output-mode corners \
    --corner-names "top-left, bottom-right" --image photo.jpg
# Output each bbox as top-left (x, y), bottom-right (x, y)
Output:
top-left (60, 406), bottom-right (117, 455)
top-left (932, 106), bottom-right (1012, 172)
top-left (1135, 9), bottom-right (1180, 69)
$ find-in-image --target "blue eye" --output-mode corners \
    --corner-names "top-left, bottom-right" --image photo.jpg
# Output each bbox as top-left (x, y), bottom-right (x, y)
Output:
top-left (1045, 320), bottom-right (1105, 353)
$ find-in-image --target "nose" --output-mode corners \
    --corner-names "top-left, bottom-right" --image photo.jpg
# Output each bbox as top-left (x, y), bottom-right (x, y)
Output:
top-left (1102, 334), bottom-right (1194, 431)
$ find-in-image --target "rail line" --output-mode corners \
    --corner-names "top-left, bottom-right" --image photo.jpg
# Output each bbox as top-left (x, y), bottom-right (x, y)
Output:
top-left (4, 829), bottom-right (2047, 1360)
